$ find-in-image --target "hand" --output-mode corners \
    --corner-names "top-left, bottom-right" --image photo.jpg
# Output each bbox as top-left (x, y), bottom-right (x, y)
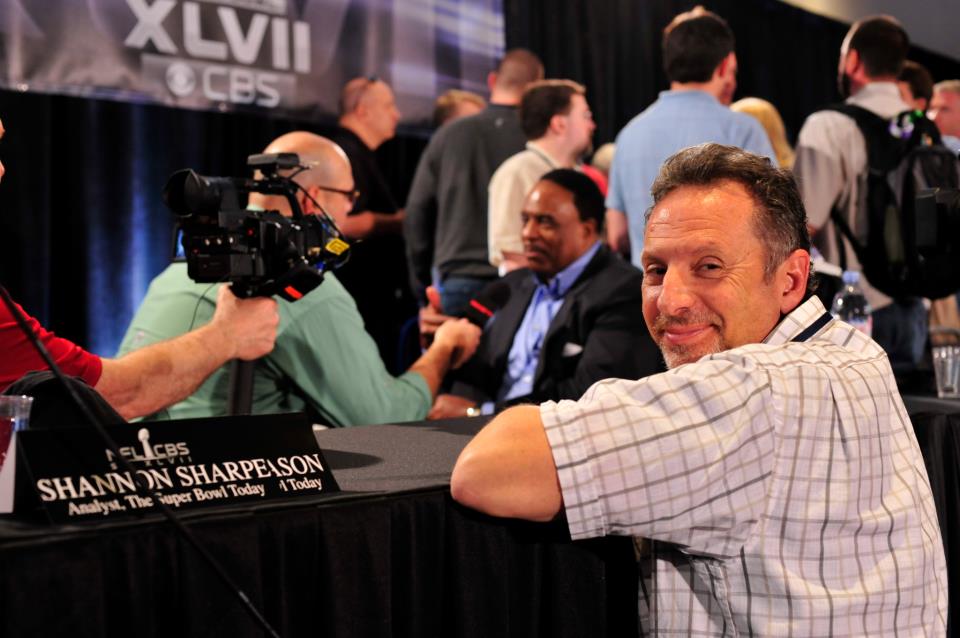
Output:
top-left (432, 318), bottom-right (481, 369)
top-left (419, 285), bottom-right (456, 347)
top-left (428, 394), bottom-right (478, 420)
top-left (211, 285), bottom-right (280, 360)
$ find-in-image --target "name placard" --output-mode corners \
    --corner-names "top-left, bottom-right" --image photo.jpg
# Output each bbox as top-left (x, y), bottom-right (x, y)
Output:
top-left (15, 413), bottom-right (339, 523)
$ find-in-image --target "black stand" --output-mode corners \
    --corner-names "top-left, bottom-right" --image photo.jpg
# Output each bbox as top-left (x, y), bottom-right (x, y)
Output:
top-left (227, 360), bottom-right (255, 416)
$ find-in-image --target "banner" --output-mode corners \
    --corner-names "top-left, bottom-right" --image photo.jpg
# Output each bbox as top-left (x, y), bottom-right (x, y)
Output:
top-left (0, 0), bottom-right (505, 125)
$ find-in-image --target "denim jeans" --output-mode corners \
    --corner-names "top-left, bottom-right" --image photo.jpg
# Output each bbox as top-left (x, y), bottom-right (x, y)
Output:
top-left (872, 298), bottom-right (928, 372)
top-left (438, 276), bottom-right (496, 317)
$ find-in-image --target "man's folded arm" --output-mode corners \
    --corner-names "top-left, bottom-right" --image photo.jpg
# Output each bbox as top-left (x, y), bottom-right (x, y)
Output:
top-left (451, 405), bottom-right (562, 521)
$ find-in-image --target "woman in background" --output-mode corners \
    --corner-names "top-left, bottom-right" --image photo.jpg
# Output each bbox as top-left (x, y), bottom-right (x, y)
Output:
top-left (731, 97), bottom-right (795, 169)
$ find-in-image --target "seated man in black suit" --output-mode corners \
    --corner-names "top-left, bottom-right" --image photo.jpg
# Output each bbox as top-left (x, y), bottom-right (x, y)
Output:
top-left (429, 169), bottom-right (662, 419)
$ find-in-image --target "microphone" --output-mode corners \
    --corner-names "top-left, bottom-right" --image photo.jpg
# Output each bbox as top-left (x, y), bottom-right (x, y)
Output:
top-left (464, 280), bottom-right (511, 327)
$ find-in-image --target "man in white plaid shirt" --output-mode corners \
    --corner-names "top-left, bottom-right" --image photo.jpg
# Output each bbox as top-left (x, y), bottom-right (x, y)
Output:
top-left (452, 143), bottom-right (947, 636)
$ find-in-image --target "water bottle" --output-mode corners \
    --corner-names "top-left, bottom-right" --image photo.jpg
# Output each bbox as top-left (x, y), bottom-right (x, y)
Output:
top-left (830, 270), bottom-right (873, 337)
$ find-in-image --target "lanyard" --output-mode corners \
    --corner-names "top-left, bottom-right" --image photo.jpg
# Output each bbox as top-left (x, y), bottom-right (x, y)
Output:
top-left (790, 311), bottom-right (833, 343)
top-left (526, 145), bottom-right (557, 169)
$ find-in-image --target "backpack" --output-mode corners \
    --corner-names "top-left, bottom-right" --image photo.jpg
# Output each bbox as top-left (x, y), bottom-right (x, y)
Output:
top-left (826, 104), bottom-right (960, 299)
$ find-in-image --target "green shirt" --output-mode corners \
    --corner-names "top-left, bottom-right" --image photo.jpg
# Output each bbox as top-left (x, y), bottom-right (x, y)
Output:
top-left (117, 263), bottom-right (431, 426)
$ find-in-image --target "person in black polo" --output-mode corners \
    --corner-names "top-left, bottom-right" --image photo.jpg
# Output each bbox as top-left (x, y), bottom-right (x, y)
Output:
top-left (329, 77), bottom-right (415, 371)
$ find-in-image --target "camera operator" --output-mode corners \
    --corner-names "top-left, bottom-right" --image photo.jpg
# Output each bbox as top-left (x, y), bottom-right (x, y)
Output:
top-left (0, 118), bottom-right (280, 421)
top-left (118, 132), bottom-right (481, 426)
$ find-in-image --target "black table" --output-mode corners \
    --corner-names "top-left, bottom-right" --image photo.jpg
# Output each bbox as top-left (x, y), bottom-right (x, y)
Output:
top-left (0, 417), bottom-right (639, 638)
top-left (5, 400), bottom-right (958, 638)
top-left (903, 395), bottom-right (960, 637)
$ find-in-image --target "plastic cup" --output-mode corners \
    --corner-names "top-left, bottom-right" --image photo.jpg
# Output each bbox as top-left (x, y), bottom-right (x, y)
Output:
top-left (0, 396), bottom-right (32, 467)
top-left (932, 346), bottom-right (960, 399)
top-left (0, 395), bottom-right (31, 514)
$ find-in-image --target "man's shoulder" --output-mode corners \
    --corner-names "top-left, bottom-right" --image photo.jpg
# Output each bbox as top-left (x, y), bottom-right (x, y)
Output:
top-left (327, 126), bottom-right (365, 155)
top-left (491, 148), bottom-right (540, 179)
top-left (716, 324), bottom-right (887, 372)
top-left (492, 148), bottom-right (528, 170)
top-left (618, 99), bottom-right (672, 137)
top-left (577, 248), bottom-right (644, 297)
top-left (723, 107), bottom-right (768, 133)
top-left (617, 94), bottom-right (732, 144)
top-left (799, 103), bottom-right (877, 132)
top-left (145, 263), bottom-right (211, 300)
top-left (279, 272), bottom-right (355, 323)
top-left (439, 106), bottom-right (516, 138)
top-left (423, 108), bottom-right (511, 160)
top-left (797, 107), bottom-right (864, 150)
top-left (149, 261), bottom-right (187, 284)
top-left (500, 267), bottom-right (536, 291)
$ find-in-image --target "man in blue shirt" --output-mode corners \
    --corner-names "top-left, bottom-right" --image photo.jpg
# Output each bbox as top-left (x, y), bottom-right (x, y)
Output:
top-left (429, 169), bottom-right (661, 418)
top-left (605, 7), bottom-right (775, 266)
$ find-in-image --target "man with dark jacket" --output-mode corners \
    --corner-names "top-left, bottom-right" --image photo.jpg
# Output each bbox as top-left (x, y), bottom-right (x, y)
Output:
top-left (429, 169), bottom-right (661, 418)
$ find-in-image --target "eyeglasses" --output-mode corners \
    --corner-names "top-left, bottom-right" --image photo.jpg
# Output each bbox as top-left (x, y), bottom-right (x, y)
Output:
top-left (317, 185), bottom-right (361, 206)
top-left (360, 75), bottom-right (379, 95)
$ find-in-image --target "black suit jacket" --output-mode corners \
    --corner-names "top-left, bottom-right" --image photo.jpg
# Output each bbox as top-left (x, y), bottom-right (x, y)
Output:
top-left (451, 245), bottom-right (663, 407)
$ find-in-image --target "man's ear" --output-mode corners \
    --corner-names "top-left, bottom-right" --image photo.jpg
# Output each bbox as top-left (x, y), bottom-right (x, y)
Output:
top-left (487, 71), bottom-right (497, 93)
top-left (353, 99), bottom-right (368, 120)
top-left (299, 186), bottom-right (320, 215)
top-left (845, 49), bottom-right (861, 78)
top-left (549, 113), bottom-right (567, 136)
top-left (714, 52), bottom-right (734, 81)
top-left (778, 248), bottom-right (811, 314)
top-left (581, 217), bottom-right (598, 240)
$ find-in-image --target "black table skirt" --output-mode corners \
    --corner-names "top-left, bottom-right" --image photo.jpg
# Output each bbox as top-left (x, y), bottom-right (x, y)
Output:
top-left (904, 397), bottom-right (960, 637)
top-left (0, 417), bottom-right (640, 637)
top-left (5, 400), bottom-right (960, 637)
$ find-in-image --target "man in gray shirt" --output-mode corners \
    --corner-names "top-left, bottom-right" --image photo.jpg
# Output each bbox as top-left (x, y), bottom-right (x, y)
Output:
top-left (405, 49), bottom-right (543, 316)
top-left (794, 16), bottom-right (925, 368)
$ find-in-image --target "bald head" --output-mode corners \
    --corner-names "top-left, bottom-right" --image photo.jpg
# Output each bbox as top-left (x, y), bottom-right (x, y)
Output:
top-left (337, 77), bottom-right (400, 149)
top-left (489, 49), bottom-right (544, 104)
top-left (249, 131), bottom-right (355, 220)
top-left (340, 77), bottom-right (374, 116)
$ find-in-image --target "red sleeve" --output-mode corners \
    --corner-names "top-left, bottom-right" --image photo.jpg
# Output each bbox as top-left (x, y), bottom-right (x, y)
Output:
top-left (0, 300), bottom-right (103, 392)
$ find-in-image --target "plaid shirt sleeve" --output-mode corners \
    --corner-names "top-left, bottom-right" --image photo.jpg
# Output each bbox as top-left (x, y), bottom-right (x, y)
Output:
top-left (542, 355), bottom-right (778, 559)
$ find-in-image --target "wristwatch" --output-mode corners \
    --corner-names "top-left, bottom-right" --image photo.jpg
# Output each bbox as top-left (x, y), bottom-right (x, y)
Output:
top-left (465, 406), bottom-right (481, 418)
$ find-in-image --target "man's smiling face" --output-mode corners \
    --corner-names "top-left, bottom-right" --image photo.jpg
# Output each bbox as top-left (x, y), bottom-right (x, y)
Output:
top-left (640, 179), bottom-right (785, 368)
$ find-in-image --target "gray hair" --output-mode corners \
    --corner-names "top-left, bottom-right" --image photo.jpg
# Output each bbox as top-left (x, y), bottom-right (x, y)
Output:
top-left (935, 80), bottom-right (960, 96)
top-left (647, 143), bottom-right (815, 294)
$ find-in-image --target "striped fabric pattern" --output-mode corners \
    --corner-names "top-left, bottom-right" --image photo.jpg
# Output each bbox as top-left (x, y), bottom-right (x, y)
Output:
top-left (542, 296), bottom-right (947, 636)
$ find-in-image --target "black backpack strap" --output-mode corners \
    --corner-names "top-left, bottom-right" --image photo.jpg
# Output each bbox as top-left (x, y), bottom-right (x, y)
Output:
top-left (821, 104), bottom-right (893, 274)
top-left (823, 103), bottom-right (904, 171)
top-left (830, 203), bottom-right (858, 271)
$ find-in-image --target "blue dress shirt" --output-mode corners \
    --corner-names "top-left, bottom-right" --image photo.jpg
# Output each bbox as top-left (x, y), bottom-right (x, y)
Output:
top-left (606, 90), bottom-right (775, 265)
top-left (496, 241), bottom-right (602, 403)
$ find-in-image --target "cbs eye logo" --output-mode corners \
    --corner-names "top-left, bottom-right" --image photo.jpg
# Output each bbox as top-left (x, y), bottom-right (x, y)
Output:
top-left (166, 62), bottom-right (196, 97)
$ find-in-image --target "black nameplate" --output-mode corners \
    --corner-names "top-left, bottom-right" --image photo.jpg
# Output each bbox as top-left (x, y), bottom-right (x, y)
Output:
top-left (15, 413), bottom-right (339, 523)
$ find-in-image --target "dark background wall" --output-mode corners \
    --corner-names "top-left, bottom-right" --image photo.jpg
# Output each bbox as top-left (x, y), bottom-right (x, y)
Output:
top-left (504, 0), bottom-right (960, 147)
top-left (1, 0), bottom-right (958, 356)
